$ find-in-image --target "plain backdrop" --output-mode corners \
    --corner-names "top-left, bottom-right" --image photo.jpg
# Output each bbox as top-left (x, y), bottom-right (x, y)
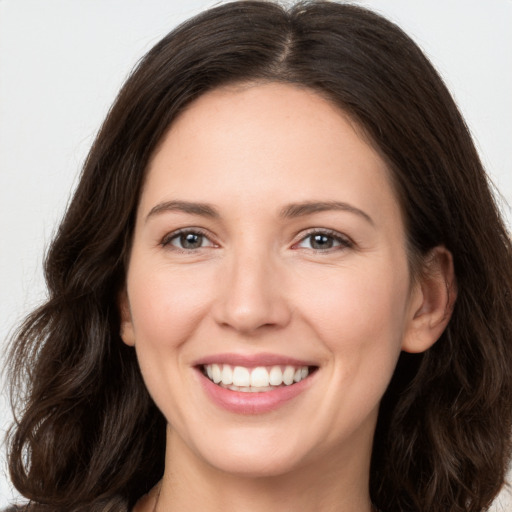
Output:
top-left (1, 0), bottom-right (511, 508)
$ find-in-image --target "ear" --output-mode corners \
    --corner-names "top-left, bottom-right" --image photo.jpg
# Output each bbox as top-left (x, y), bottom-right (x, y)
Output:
top-left (118, 288), bottom-right (136, 347)
top-left (402, 246), bottom-right (457, 354)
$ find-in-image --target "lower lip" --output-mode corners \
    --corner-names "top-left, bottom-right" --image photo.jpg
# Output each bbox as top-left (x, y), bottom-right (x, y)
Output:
top-left (197, 369), bottom-right (315, 415)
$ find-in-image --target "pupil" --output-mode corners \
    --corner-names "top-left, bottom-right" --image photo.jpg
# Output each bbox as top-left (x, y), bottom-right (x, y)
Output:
top-left (181, 233), bottom-right (202, 249)
top-left (312, 234), bottom-right (332, 249)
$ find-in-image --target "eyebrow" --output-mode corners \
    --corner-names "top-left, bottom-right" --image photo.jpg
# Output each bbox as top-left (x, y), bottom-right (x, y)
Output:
top-left (280, 201), bottom-right (374, 225)
top-left (145, 200), bottom-right (220, 222)
top-left (145, 199), bottom-right (374, 225)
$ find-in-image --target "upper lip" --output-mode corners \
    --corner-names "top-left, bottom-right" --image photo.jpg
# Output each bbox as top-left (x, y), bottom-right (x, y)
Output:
top-left (193, 352), bottom-right (317, 368)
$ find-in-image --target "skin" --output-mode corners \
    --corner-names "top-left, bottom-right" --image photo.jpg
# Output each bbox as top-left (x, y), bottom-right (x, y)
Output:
top-left (121, 82), bottom-right (455, 512)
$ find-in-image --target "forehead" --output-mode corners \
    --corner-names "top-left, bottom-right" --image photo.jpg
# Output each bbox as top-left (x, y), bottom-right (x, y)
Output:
top-left (140, 82), bottom-right (401, 228)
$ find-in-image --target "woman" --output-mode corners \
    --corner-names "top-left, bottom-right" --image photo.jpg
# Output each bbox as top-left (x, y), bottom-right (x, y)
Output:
top-left (5, 1), bottom-right (512, 511)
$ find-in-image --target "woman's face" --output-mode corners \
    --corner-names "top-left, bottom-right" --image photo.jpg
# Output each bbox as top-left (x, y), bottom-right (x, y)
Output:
top-left (121, 83), bottom-right (424, 478)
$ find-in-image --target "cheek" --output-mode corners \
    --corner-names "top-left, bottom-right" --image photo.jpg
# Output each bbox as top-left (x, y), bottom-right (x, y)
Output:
top-left (125, 264), bottom-right (218, 422)
top-left (297, 260), bottom-right (410, 375)
top-left (127, 263), bottom-right (215, 348)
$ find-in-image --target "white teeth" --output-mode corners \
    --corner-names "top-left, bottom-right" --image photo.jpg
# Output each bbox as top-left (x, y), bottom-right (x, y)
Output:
top-left (212, 364), bottom-right (221, 384)
top-left (283, 365), bottom-right (295, 385)
top-left (221, 364), bottom-right (233, 385)
top-left (250, 367), bottom-right (269, 387)
top-left (203, 363), bottom-right (311, 390)
top-left (269, 366), bottom-right (283, 386)
top-left (232, 366), bottom-right (250, 387)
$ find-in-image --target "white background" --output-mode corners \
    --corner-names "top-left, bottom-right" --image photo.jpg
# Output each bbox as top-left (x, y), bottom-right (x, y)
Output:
top-left (1, 0), bottom-right (511, 508)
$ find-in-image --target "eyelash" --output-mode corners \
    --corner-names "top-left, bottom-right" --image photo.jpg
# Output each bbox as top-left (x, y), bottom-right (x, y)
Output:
top-left (160, 228), bottom-right (353, 253)
top-left (161, 228), bottom-right (215, 252)
top-left (292, 229), bottom-right (353, 252)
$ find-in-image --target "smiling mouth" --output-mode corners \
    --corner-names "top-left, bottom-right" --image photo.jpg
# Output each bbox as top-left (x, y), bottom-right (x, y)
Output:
top-left (201, 364), bottom-right (317, 392)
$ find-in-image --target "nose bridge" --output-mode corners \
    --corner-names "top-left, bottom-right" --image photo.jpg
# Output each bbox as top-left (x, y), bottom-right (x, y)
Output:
top-left (214, 239), bottom-right (290, 333)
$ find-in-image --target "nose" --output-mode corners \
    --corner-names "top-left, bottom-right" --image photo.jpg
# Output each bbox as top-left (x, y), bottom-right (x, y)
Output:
top-left (212, 249), bottom-right (292, 334)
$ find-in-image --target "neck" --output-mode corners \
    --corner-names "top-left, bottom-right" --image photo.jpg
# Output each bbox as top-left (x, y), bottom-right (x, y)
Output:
top-left (146, 425), bottom-right (375, 512)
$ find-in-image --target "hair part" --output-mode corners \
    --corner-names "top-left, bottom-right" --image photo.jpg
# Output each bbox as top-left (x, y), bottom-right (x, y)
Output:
top-left (7, 2), bottom-right (512, 511)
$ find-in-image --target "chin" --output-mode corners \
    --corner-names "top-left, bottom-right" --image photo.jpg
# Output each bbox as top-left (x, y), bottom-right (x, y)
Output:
top-left (204, 449), bottom-right (309, 478)
top-left (183, 426), bottom-right (315, 478)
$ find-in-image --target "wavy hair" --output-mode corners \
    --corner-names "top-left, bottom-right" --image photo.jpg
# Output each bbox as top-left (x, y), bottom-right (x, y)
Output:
top-left (6, 2), bottom-right (512, 511)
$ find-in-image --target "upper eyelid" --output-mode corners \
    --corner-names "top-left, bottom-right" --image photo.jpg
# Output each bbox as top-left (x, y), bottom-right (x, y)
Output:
top-left (291, 230), bottom-right (355, 253)
top-left (294, 227), bottom-right (352, 243)
top-left (161, 227), bottom-right (216, 246)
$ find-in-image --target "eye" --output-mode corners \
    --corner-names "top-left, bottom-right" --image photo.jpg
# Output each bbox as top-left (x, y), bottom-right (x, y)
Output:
top-left (295, 230), bottom-right (352, 251)
top-left (162, 229), bottom-right (215, 250)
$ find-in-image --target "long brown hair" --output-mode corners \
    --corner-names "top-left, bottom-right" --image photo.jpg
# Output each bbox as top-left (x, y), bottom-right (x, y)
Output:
top-left (7, 2), bottom-right (512, 511)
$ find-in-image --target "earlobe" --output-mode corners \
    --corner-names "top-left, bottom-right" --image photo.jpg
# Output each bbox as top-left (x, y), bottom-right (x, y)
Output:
top-left (402, 246), bottom-right (457, 354)
top-left (118, 289), bottom-right (136, 347)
